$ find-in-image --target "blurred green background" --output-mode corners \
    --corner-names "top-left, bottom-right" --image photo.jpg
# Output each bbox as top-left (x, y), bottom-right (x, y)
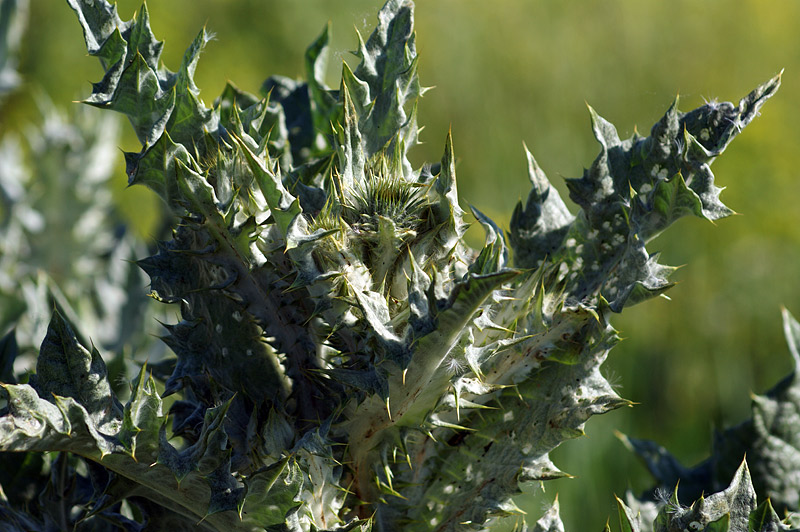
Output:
top-left (6, 0), bottom-right (800, 529)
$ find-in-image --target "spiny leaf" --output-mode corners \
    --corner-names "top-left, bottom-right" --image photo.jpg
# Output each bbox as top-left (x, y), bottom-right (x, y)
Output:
top-left (240, 457), bottom-right (303, 525)
top-left (532, 497), bottom-right (565, 532)
top-left (29, 310), bottom-right (122, 437)
top-left (616, 495), bottom-right (641, 532)
top-left (512, 74), bottom-right (782, 310)
top-left (651, 461), bottom-right (756, 532)
top-left (351, 0), bottom-right (420, 175)
top-left (469, 206), bottom-right (509, 276)
top-left (510, 143), bottom-right (575, 269)
top-left (118, 365), bottom-right (163, 461)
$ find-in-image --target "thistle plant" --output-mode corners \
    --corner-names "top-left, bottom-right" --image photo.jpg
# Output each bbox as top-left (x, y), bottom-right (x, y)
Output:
top-left (0, 0), bottom-right (792, 530)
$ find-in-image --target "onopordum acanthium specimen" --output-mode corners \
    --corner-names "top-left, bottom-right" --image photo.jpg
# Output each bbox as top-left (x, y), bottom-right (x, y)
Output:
top-left (0, 0), bottom-right (788, 530)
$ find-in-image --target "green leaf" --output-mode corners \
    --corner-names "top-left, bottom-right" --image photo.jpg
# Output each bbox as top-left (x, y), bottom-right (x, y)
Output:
top-left (616, 496), bottom-right (641, 532)
top-left (65, 0), bottom-right (126, 57)
top-left (236, 135), bottom-right (302, 237)
top-left (90, 50), bottom-right (174, 146)
top-left (748, 499), bottom-right (786, 532)
top-left (706, 513), bottom-right (732, 532)
top-left (403, 270), bottom-right (519, 408)
top-left (469, 206), bottom-right (508, 275)
top-left (240, 458), bottom-right (303, 525)
top-left (305, 21), bottom-right (338, 143)
top-left (124, 129), bottom-right (191, 200)
top-left (431, 130), bottom-right (466, 250)
top-left (649, 172), bottom-right (705, 225)
top-left (29, 310), bottom-right (122, 438)
top-left (118, 365), bottom-right (163, 461)
top-left (336, 77), bottom-right (366, 196)
top-left (351, 0), bottom-right (420, 174)
top-left (509, 144), bottom-right (575, 269)
top-left (168, 27), bottom-right (217, 148)
top-left (510, 76), bottom-right (779, 314)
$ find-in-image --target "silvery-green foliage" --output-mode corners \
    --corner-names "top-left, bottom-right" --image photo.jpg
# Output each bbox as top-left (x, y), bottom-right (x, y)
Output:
top-left (646, 463), bottom-right (794, 532)
top-left (531, 497), bottom-right (565, 532)
top-left (539, 461), bottom-right (797, 532)
top-left (0, 0), bottom-right (783, 529)
top-left (622, 307), bottom-right (800, 522)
